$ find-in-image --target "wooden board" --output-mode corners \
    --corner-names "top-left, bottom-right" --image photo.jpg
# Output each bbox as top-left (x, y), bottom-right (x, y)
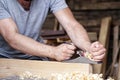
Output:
top-left (93, 17), bottom-right (112, 74)
top-left (41, 30), bottom-right (97, 42)
top-left (69, 1), bottom-right (120, 10)
top-left (0, 58), bottom-right (92, 78)
top-left (117, 41), bottom-right (120, 80)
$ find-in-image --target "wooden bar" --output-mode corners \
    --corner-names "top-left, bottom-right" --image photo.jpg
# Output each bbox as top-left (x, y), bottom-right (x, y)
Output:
top-left (41, 30), bottom-right (97, 41)
top-left (117, 40), bottom-right (120, 80)
top-left (93, 17), bottom-right (112, 74)
top-left (70, 2), bottom-right (120, 10)
top-left (109, 26), bottom-right (119, 76)
top-left (113, 25), bottom-right (119, 58)
top-left (0, 58), bottom-right (92, 78)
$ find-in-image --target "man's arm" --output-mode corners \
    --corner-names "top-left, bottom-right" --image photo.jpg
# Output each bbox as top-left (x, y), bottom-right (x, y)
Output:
top-left (54, 8), bottom-right (106, 61)
top-left (0, 18), bottom-right (55, 58)
top-left (54, 8), bottom-right (91, 52)
top-left (0, 18), bottom-right (76, 61)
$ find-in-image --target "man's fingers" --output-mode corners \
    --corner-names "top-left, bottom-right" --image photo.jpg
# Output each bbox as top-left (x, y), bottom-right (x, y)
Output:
top-left (66, 44), bottom-right (76, 50)
top-left (91, 49), bottom-right (106, 61)
top-left (91, 41), bottom-right (100, 48)
top-left (93, 53), bottom-right (105, 61)
top-left (91, 41), bottom-right (105, 52)
top-left (62, 53), bottom-right (73, 60)
top-left (62, 49), bottom-right (74, 58)
top-left (92, 49), bottom-right (106, 56)
top-left (63, 49), bottom-right (75, 54)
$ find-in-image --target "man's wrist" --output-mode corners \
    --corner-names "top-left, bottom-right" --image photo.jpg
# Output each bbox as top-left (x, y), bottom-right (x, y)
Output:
top-left (48, 46), bottom-right (56, 60)
top-left (83, 41), bottom-right (91, 52)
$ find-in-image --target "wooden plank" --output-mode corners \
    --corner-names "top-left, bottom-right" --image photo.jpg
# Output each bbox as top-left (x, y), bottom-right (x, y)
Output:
top-left (41, 30), bottom-right (66, 37)
top-left (69, 2), bottom-right (120, 10)
top-left (110, 26), bottom-right (119, 76)
top-left (117, 40), bottom-right (120, 80)
top-left (53, 19), bottom-right (59, 31)
top-left (88, 32), bottom-right (97, 41)
top-left (43, 10), bottom-right (120, 28)
top-left (73, 10), bottom-right (120, 27)
top-left (0, 58), bottom-right (92, 78)
top-left (42, 30), bottom-right (97, 41)
top-left (93, 17), bottom-right (112, 74)
top-left (118, 56), bottom-right (120, 80)
top-left (113, 26), bottom-right (119, 58)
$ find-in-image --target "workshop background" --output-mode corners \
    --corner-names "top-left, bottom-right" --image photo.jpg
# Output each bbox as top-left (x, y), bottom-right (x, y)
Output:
top-left (0, 0), bottom-right (120, 80)
top-left (42, 0), bottom-right (120, 80)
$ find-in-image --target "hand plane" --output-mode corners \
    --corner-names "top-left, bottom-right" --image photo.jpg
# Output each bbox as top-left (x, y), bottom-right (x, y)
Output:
top-left (63, 49), bottom-right (102, 64)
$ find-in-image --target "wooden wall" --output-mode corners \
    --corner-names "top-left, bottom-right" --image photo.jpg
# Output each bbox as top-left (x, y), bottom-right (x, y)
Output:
top-left (42, 0), bottom-right (120, 37)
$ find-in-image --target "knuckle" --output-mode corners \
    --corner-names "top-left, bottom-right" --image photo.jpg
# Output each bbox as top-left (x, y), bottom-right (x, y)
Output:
top-left (100, 45), bottom-right (104, 48)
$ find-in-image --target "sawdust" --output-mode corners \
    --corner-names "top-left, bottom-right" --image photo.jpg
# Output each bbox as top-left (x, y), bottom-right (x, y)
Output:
top-left (0, 76), bottom-right (47, 80)
top-left (0, 71), bottom-right (114, 80)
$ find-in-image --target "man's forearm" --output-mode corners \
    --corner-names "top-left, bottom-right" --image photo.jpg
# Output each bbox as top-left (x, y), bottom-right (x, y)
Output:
top-left (54, 8), bottom-right (91, 52)
top-left (66, 22), bottom-right (91, 52)
top-left (8, 33), bottom-right (55, 59)
top-left (0, 18), bottom-right (55, 59)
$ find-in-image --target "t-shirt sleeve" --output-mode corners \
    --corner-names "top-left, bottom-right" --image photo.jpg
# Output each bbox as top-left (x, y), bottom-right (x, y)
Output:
top-left (49, 0), bottom-right (68, 13)
top-left (0, 1), bottom-right (11, 20)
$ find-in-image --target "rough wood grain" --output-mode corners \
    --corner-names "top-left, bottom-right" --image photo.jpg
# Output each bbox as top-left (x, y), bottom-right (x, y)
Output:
top-left (69, 2), bottom-right (120, 10)
top-left (0, 58), bottom-right (92, 78)
top-left (109, 26), bottom-right (119, 77)
top-left (93, 17), bottom-right (112, 74)
top-left (41, 30), bottom-right (97, 41)
top-left (117, 41), bottom-right (120, 80)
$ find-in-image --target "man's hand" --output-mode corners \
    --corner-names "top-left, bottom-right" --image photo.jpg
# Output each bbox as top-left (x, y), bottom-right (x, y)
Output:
top-left (89, 41), bottom-right (106, 61)
top-left (53, 43), bottom-right (76, 61)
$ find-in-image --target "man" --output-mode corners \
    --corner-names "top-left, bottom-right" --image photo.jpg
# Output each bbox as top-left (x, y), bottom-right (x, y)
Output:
top-left (0, 0), bottom-right (106, 61)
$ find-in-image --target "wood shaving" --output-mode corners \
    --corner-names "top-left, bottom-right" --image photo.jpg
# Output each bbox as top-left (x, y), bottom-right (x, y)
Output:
top-left (51, 72), bottom-right (103, 80)
top-left (18, 71), bottom-right (114, 80)
top-left (19, 71), bottom-right (46, 80)
top-left (84, 52), bottom-right (94, 60)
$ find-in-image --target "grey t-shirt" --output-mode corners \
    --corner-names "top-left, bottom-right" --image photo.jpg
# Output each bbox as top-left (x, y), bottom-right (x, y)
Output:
top-left (0, 0), bottom-right (68, 60)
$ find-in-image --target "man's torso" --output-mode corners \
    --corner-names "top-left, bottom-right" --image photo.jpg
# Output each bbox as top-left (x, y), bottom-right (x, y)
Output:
top-left (0, 0), bottom-right (67, 59)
